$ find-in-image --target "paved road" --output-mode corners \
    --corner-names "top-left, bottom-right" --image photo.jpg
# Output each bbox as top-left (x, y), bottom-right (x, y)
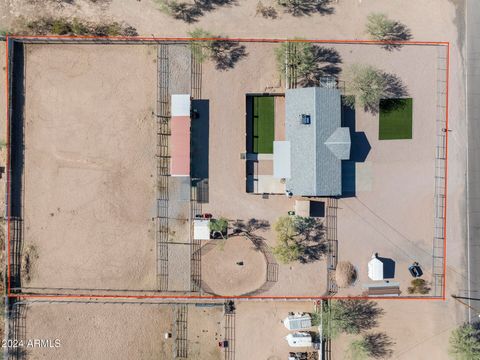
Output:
top-left (466, 0), bottom-right (480, 322)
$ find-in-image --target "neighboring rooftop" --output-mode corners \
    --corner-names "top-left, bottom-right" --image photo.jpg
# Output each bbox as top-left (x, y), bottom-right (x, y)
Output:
top-left (284, 87), bottom-right (350, 196)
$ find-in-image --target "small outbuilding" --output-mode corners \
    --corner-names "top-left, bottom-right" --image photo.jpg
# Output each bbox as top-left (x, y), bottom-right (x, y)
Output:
top-left (193, 219), bottom-right (210, 240)
top-left (283, 313), bottom-right (312, 331)
top-left (285, 333), bottom-right (312, 348)
top-left (368, 253), bottom-right (384, 281)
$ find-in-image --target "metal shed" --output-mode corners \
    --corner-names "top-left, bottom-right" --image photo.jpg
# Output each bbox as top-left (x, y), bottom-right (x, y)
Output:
top-left (285, 333), bottom-right (313, 348)
top-left (368, 253), bottom-right (384, 281)
top-left (283, 313), bottom-right (312, 330)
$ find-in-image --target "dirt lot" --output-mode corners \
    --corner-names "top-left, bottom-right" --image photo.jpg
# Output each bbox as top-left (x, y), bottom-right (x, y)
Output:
top-left (18, 301), bottom-right (224, 360)
top-left (22, 302), bottom-right (175, 360)
top-left (332, 44), bottom-right (439, 296)
top-left (332, 298), bottom-right (464, 360)
top-left (20, 44), bottom-right (158, 291)
top-left (201, 42), bottom-right (439, 296)
top-left (235, 301), bottom-right (319, 359)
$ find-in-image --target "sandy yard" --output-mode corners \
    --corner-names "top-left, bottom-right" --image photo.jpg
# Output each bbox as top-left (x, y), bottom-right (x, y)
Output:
top-left (19, 44), bottom-right (158, 291)
top-left (187, 305), bottom-right (224, 360)
top-left (201, 236), bottom-right (267, 295)
top-left (235, 301), bottom-right (319, 360)
top-left (201, 42), bottom-right (327, 297)
top-left (201, 41), bottom-right (440, 297)
top-left (17, 301), bottom-right (226, 360)
top-left (332, 44), bottom-right (439, 296)
top-left (21, 302), bottom-right (175, 360)
top-left (332, 298), bottom-right (465, 360)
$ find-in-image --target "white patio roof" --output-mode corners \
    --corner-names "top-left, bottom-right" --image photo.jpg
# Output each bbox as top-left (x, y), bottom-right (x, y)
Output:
top-left (273, 141), bottom-right (291, 179)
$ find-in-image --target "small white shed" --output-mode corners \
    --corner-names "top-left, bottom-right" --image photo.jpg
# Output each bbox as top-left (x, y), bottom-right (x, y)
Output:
top-left (368, 253), bottom-right (384, 281)
top-left (285, 333), bottom-right (312, 348)
top-left (283, 313), bottom-right (312, 330)
top-left (193, 219), bottom-right (210, 240)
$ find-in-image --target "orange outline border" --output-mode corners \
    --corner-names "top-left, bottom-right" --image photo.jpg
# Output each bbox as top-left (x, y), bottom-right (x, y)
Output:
top-left (4, 36), bottom-right (450, 301)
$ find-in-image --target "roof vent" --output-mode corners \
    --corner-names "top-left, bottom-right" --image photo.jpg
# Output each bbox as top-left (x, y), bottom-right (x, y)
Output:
top-left (300, 114), bottom-right (311, 125)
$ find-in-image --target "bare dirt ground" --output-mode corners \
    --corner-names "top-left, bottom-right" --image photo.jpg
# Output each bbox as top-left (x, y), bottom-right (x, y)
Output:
top-left (235, 301), bottom-right (318, 359)
top-left (332, 299), bottom-right (465, 360)
top-left (201, 42), bottom-right (327, 297)
top-left (20, 301), bottom-right (224, 360)
top-left (333, 44), bottom-right (439, 296)
top-left (201, 41), bottom-right (441, 297)
top-left (22, 302), bottom-right (175, 360)
top-left (201, 236), bottom-right (267, 295)
top-left (187, 305), bottom-right (224, 360)
top-left (21, 44), bottom-right (158, 291)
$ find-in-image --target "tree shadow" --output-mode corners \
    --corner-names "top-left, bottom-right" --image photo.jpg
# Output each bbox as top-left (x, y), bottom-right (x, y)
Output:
top-left (298, 46), bottom-right (342, 87)
top-left (279, 0), bottom-right (334, 17)
top-left (231, 218), bottom-right (270, 235)
top-left (363, 332), bottom-right (395, 358)
top-left (297, 218), bottom-right (328, 263)
top-left (167, 2), bottom-right (204, 23)
top-left (164, 0), bottom-right (237, 23)
top-left (382, 21), bottom-right (412, 51)
top-left (361, 72), bottom-right (409, 114)
top-left (380, 98), bottom-right (409, 113)
top-left (383, 73), bottom-right (409, 99)
top-left (333, 299), bottom-right (384, 333)
top-left (210, 39), bottom-right (248, 70)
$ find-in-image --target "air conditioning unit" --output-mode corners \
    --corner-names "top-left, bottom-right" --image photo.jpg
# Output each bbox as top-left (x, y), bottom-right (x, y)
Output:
top-left (301, 114), bottom-right (311, 125)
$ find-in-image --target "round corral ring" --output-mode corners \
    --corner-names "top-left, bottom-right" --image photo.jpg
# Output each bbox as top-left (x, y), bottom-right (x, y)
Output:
top-left (201, 236), bottom-right (267, 296)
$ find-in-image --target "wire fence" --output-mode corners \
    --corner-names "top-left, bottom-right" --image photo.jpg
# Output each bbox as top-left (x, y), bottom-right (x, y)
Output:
top-left (431, 45), bottom-right (448, 297)
top-left (156, 43), bottom-right (171, 292)
top-left (325, 199), bottom-right (338, 296)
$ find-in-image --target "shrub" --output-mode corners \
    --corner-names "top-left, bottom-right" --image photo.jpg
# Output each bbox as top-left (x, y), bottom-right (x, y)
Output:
top-left (22, 17), bottom-right (137, 37)
top-left (449, 323), bottom-right (480, 360)
top-left (407, 278), bottom-right (430, 294)
top-left (336, 261), bottom-right (357, 288)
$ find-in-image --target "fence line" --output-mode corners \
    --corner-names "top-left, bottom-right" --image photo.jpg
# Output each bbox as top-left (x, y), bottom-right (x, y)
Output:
top-left (325, 198), bottom-right (338, 296)
top-left (431, 45), bottom-right (448, 297)
top-left (156, 43), bottom-right (170, 291)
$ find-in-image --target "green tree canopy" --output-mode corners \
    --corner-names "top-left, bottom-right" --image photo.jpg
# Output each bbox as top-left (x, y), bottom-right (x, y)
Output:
top-left (366, 13), bottom-right (412, 47)
top-left (450, 323), bottom-right (480, 360)
top-left (272, 216), bottom-right (325, 264)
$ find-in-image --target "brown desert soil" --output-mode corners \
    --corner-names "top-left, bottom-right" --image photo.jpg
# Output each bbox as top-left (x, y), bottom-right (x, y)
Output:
top-left (201, 235), bottom-right (267, 295)
top-left (21, 44), bottom-right (158, 291)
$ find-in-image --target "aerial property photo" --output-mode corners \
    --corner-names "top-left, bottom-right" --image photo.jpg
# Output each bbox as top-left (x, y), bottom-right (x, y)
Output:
top-left (4, 35), bottom-right (447, 301)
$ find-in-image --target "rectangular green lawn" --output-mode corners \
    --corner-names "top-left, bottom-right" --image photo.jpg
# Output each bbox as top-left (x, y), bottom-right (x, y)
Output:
top-left (379, 98), bottom-right (413, 140)
top-left (253, 96), bottom-right (275, 153)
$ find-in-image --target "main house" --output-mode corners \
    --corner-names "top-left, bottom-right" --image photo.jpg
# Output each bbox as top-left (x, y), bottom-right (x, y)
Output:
top-left (253, 86), bottom-right (351, 197)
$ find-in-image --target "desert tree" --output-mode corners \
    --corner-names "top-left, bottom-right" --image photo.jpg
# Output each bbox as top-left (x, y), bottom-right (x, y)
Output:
top-left (344, 64), bottom-right (408, 113)
top-left (277, 0), bottom-right (333, 17)
top-left (275, 41), bottom-right (341, 87)
top-left (209, 217), bottom-right (229, 239)
top-left (272, 216), bottom-right (326, 264)
top-left (188, 28), bottom-right (247, 70)
top-left (326, 299), bottom-right (384, 338)
top-left (366, 13), bottom-right (412, 50)
top-left (347, 332), bottom-right (395, 360)
top-left (449, 323), bottom-right (480, 360)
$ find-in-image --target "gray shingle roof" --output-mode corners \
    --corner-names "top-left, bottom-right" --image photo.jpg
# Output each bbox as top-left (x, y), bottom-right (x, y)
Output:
top-left (285, 87), bottom-right (350, 196)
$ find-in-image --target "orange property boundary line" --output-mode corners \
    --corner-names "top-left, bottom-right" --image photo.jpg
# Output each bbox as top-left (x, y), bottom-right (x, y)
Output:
top-left (4, 36), bottom-right (450, 301)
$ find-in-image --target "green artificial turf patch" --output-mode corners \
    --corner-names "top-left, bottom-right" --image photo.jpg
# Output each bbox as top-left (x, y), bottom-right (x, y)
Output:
top-left (253, 96), bottom-right (275, 153)
top-left (379, 98), bottom-right (413, 140)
